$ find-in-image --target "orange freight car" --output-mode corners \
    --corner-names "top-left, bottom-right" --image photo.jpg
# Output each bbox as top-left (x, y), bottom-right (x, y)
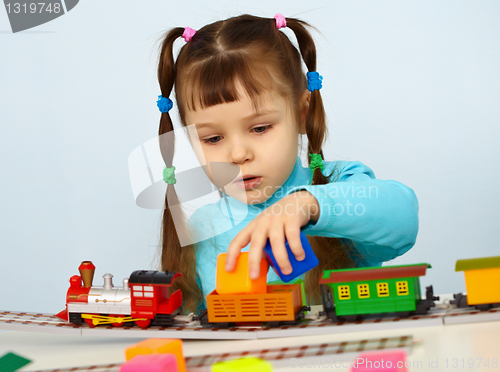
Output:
top-left (198, 284), bottom-right (309, 328)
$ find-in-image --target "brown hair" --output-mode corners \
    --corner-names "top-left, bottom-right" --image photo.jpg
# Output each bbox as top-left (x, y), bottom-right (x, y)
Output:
top-left (157, 14), bottom-right (357, 313)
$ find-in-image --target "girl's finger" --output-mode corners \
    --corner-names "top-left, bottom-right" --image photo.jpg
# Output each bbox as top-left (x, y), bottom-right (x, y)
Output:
top-left (247, 228), bottom-right (269, 280)
top-left (226, 226), bottom-right (252, 272)
top-left (269, 224), bottom-right (293, 275)
top-left (285, 223), bottom-right (305, 261)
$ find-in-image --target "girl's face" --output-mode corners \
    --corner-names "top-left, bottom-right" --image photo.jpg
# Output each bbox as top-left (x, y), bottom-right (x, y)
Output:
top-left (185, 82), bottom-right (307, 205)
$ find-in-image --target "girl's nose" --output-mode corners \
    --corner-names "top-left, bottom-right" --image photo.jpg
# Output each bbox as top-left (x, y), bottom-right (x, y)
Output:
top-left (229, 140), bottom-right (253, 164)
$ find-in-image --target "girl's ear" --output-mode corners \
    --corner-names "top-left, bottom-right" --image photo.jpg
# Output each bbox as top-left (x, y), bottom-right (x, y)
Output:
top-left (299, 90), bottom-right (310, 134)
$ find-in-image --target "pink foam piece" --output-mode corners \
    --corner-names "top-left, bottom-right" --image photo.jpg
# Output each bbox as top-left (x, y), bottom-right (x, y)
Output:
top-left (350, 349), bottom-right (408, 372)
top-left (120, 353), bottom-right (178, 372)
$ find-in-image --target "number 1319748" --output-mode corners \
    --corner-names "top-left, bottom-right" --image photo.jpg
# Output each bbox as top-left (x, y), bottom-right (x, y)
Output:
top-left (445, 358), bottom-right (498, 369)
top-left (5, 3), bottom-right (62, 14)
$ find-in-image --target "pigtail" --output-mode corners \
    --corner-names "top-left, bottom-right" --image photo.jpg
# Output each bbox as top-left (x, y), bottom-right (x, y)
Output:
top-left (157, 28), bottom-right (204, 314)
top-left (285, 19), bottom-right (327, 176)
top-left (158, 27), bottom-right (183, 139)
top-left (286, 18), bottom-right (357, 304)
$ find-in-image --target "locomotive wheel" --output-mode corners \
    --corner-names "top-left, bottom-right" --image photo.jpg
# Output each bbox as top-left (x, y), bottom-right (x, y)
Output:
top-left (110, 314), bottom-right (126, 327)
top-left (135, 319), bottom-right (151, 328)
top-left (84, 314), bottom-right (98, 328)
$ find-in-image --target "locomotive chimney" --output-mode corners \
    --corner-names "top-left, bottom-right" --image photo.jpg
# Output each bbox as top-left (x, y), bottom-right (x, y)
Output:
top-left (79, 261), bottom-right (95, 288)
top-left (103, 273), bottom-right (114, 290)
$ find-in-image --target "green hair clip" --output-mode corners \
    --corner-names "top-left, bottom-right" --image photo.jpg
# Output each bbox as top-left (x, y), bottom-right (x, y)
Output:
top-left (163, 166), bottom-right (177, 185)
top-left (308, 153), bottom-right (324, 185)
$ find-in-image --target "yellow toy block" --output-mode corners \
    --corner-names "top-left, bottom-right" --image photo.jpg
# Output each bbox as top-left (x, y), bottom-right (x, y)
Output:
top-left (212, 357), bottom-right (273, 372)
top-left (124, 338), bottom-right (186, 372)
top-left (216, 252), bottom-right (268, 295)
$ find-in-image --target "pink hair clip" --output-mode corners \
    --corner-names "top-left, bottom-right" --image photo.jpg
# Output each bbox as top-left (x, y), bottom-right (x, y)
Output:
top-left (274, 14), bottom-right (286, 29)
top-left (182, 27), bottom-right (196, 42)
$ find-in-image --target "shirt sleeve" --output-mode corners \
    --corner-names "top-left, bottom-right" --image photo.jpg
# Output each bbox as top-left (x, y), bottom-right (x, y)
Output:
top-left (285, 161), bottom-right (419, 264)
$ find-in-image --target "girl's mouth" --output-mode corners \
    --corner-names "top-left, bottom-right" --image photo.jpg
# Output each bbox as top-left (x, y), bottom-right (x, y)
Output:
top-left (234, 176), bottom-right (262, 190)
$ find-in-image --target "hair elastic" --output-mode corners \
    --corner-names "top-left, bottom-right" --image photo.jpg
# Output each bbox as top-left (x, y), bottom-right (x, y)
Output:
top-left (163, 166), bottom-right (177, 185)
top-left (157, 95), bottom-right (173, 113)
top-left (182, 27), bottom-right (196, 42)
top-left (308, 153), bottom-right (324, 185)
top-left (306, 71), bottom-right (323, 92)
top-left (274, 14), bottom-right (286, 29)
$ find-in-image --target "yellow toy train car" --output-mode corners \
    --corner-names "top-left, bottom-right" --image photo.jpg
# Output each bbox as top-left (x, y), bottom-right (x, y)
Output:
top-left (452, 255), bottom-right (500, 310)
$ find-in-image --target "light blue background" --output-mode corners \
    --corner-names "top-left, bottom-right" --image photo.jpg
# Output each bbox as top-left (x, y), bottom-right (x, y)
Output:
top-left (1, 0), bottom-right (499, 314)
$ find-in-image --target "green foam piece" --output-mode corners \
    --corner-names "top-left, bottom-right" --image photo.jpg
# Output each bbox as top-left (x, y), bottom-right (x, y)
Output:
top-left (0, 352), bottom-right (32, 372)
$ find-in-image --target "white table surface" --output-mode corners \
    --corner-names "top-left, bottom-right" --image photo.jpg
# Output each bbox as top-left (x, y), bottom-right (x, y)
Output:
top-left (1, 316), bottom-right (499, 372)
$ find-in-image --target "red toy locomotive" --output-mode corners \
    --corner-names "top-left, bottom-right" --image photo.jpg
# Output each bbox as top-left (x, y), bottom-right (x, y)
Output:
top-left (56, 261), bottom-right (183, 327)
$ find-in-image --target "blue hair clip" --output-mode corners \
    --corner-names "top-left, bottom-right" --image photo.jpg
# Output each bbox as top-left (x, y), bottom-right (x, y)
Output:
top-left (157, 95), bottom-right (173, 113)
top-left (306, 71), bottom-right (323, 92)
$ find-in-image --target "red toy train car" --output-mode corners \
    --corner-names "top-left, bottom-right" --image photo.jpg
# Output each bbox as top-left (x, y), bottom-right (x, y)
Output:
top-left (56, 261), bottom-right (183, 327)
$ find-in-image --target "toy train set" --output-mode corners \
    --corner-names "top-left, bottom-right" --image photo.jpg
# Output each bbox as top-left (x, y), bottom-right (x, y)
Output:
top-left (56, 253), bottom-right (500, 329)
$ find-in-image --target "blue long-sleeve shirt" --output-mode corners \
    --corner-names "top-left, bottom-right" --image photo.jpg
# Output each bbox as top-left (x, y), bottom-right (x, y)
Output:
top-left (190, 156), bottom-right (419, 302)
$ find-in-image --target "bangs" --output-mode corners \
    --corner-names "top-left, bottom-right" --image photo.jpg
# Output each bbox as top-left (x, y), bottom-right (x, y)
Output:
top-left (178, 53), bottom-right (285, 114)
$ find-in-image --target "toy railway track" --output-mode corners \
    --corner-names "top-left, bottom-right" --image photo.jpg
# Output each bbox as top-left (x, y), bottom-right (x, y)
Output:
top-left (0, 311), bottom-right (81, 329)
top-left (2, 303), bottom-right (499, 340)
top-left (21, 335), bottom-right (414, 372)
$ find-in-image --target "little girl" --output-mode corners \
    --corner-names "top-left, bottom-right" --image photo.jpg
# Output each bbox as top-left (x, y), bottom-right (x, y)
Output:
top-left (156, 14), bottom-right (418, 314)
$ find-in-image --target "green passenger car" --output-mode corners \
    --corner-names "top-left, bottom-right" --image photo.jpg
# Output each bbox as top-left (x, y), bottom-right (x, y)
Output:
top-left (319, 263), bottom-right (437, 320)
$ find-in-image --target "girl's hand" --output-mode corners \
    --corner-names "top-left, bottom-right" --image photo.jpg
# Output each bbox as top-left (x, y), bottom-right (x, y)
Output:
top-left (225, 190), bottom-right (320, 279)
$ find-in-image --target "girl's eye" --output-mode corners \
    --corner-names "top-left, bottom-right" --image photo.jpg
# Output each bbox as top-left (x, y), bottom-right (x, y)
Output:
top-left (202, 125), bottom-right (271, 144)
top-left (203, 136), bottom-right (221, 144)
top-left (253, 125), bottom-right (271, 134)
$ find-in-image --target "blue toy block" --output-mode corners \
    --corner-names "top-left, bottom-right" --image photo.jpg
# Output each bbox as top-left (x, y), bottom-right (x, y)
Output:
top-left (263, 231), bottom-right (318, 282)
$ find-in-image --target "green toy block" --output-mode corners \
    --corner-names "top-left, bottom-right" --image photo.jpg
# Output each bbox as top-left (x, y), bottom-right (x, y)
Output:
top-left (0, 352), bottom-right (32, 372)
